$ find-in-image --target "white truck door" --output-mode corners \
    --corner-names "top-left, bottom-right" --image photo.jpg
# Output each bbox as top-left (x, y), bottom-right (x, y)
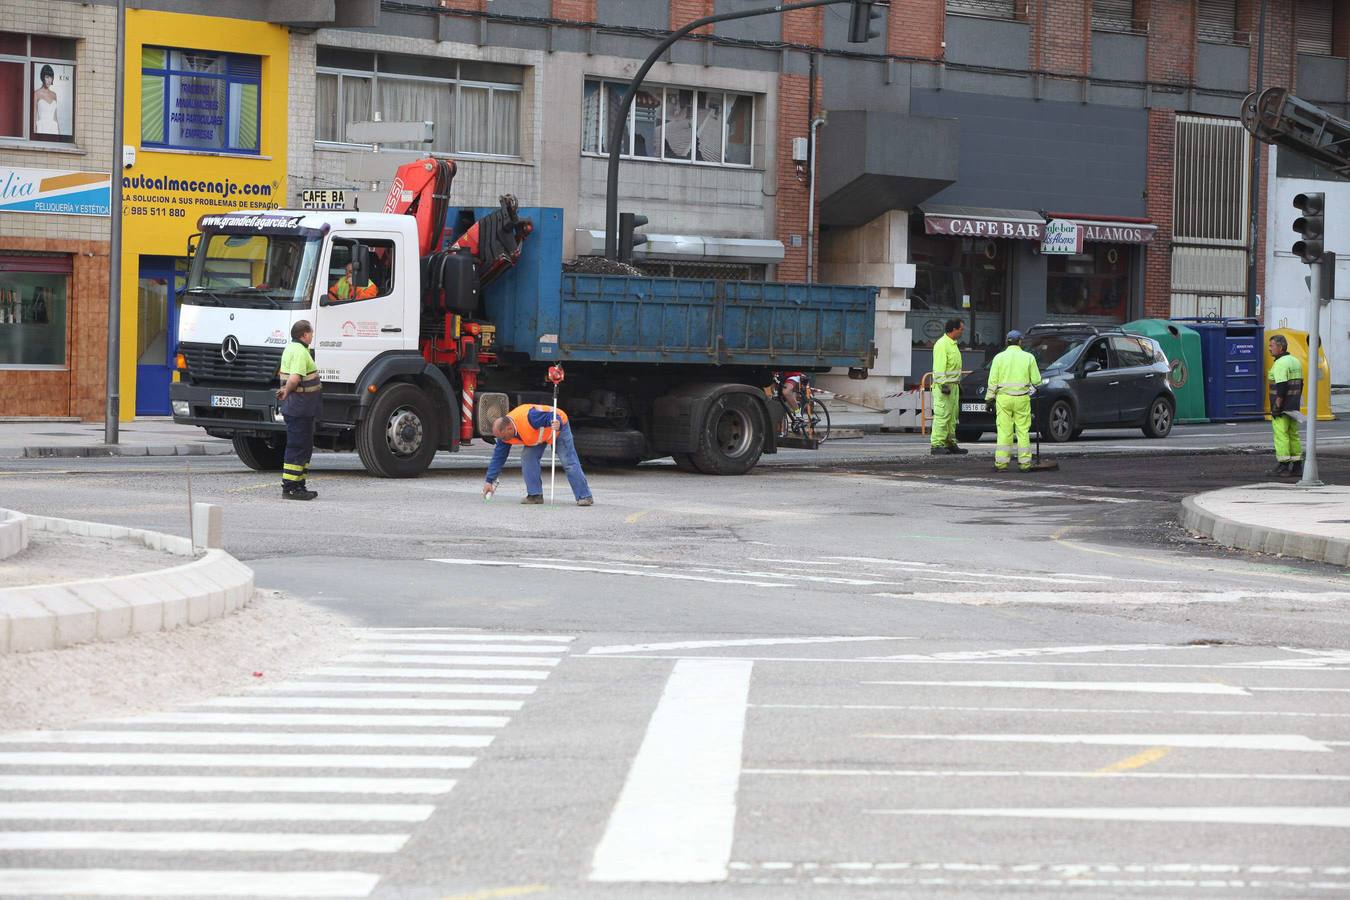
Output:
top-left (315, 232), bottom-right (408, 384)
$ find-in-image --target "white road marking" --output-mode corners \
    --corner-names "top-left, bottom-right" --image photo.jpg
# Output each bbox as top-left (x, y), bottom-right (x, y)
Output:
top-left (351, 630), bottom-right (574, 642)
top-left (822, 556), bottom-right (945, 567)
top-left (730, 861), bottom-right (1350, 876)
top-left (747, 558), bottom-right (849, 567)
top-left (0, 869), bottom-right (381, 897)
top-left (339, 654), bottom-right (560, 666)
top-left (861, 680), bottom-right (1249, 695)
top-left (576, 654), bottom-right (1350, 671)
top-left (0, 752), bottom-right (474, 769)
top-left (0, 775), bottom-right (457, 794)
top-left (877, 590), bottom-right (1350, 606)
top-left (102, 712), bottom-right (510, 728)
top-left (744, 768), bottom-right (1350, 782)
top-left (867, 644), bottom-right (1195, 661)
top-left (308, 667), bottom-right (549, 680)
top-left (350, 643), bottom-right (569, 654)
top-left (867, 733), bottom-right (1331, 752)
top-left (1251, 687), bottom-right (1350, 693)
top-left (252, 681), bottom-right (537, 695)
top-left (866, 807), bottom-right (1350, 828)
top-left (199, 697), bottom-right (524, 712)
top-left (759, 703), bottom-right (1350, 718)
top-left (588, 636), bottom-right (912, 655)
top-left (590, 659), bottom-right (753, 883)
top-left (0, 831), bottom-right (409, 853)
top-left (0, 731), bottom-right (494, 748)
top-left (737, 875), bottom-right (1350, 890)
top-left (0, 802), bottom-right (434, 821)
top-left (431, 557), bottom-right (789, 588)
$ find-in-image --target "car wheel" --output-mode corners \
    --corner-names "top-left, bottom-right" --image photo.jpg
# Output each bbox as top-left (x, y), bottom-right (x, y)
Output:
top-left (1041, 399), bottom-right (1075, 443)
top-left (955, 428), bottom-right (983, 443)
top-left (1142, 396), bottom-right (1174, 438)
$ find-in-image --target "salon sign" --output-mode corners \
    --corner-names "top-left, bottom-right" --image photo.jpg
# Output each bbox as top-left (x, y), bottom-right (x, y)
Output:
top-left (0, 166), bottom-right (111, 216)
top-left (1040, 218), bottom-right (1083, 255)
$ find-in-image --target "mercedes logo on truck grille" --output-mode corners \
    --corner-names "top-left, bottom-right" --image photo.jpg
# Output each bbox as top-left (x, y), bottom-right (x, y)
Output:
top-left (221, 335), bottom-right (240, 363)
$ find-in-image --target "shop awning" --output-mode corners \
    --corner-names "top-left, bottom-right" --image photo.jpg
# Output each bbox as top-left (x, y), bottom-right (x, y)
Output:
top-left (920, 204), bottom-right (1045, 240)
top-left (1055, 216), bottom-right (1157, 244)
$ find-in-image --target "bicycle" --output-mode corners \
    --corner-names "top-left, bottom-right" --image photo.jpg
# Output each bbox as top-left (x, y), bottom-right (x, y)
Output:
top-left (772, 372), bottom-right (832, 443)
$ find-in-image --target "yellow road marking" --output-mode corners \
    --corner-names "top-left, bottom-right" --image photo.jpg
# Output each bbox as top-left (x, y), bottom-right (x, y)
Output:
top-left (625, 509), bottom-right (651, 524)
top-left (441, 887), bottom-right (549, 900)
top-left (1095, 746), bottom-right (1171, 775)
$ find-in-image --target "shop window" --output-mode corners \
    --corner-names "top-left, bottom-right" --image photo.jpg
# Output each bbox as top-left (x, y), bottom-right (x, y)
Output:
top-left (0, 256), bottom-right (69, 368)
top-left (315, 48), bottom-right (522, 157)
top-left (582, 79), bottom-right (755, 168)
top-left (909, 231), bottom-right (1009, 353)
top-left (141, 47), bottom-right (262, 154)
top-left (0, 31), bottom-right (77, 143)
top-left (1046, 244), bottom-right (1131, 325)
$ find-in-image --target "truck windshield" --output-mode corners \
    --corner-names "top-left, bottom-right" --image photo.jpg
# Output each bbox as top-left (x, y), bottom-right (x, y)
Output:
top-left (1024, 334), bottom-right (1090, 370)
top-left (183, 233), bottom-right (320, 310)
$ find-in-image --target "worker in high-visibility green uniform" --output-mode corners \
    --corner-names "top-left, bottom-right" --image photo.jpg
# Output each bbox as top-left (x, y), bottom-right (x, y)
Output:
top-left (1267, 334), bottom-right (1305, 478)
top-left (930, 318), bottom-right (968, 455)
top-left (985, 330), bottom-right (1042, 472)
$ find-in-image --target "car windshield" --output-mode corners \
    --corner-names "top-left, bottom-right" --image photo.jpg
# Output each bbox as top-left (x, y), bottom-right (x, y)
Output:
top-left (183, 233), bottom-right (321, 310)
top-left (1023, 333), bottom-right (1091, 370)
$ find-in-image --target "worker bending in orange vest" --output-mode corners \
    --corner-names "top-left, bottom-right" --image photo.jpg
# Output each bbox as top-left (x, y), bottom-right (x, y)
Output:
top-left (482, 404), bottom-right (594, 506)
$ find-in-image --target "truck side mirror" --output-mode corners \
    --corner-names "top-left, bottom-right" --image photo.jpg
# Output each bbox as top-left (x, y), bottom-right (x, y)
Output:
top-left (186, 232), bottom-right (201, 260)
top-left (352, 243), bottom-right (372, 289)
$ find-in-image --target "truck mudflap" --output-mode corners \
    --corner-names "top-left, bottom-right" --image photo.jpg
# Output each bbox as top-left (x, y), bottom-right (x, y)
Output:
top-left (354, 351), bottom-right (460, 451)
top-left (650, 382), bottom-right (777, 457)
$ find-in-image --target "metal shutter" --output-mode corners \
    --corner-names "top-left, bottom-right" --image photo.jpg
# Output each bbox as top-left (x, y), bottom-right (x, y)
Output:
top-left (946, 0), bottom-right (1016, 19)
top-left (1296, 0), bottom-right (1334, 55)
top-left (1092, 0), bottom-right (1134, 33)
top-left (1197, 0), bottom-right (1237, 43)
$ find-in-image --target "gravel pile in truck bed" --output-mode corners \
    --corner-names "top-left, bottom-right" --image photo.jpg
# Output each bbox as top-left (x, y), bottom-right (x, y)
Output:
top-left (564, 256), bottom-right (644, 276)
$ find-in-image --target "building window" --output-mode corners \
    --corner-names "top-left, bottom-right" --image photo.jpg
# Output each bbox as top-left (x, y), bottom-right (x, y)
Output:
top-left (909, 230), bottom-right (1009, 354)
top-left (946, 0), bottom-right (1017, 20)
top-left (1197, 0), bottom-right (1240, 44)
top-left (0, 31), bottom-right (77, 143)
top-left (1296, 0), bottom-right (1334, 56)
top-left (0, 255), bottom-right (69, 368)
top-left (141, 47), bottom-right (262, 154)
top-left (315, 49), bottom-right (523, 158)
top-left (1046, 244), bottom-right (1131, 325)
top-left (1091, 0), bottom-right (1136, 33)
top-left (582, 79), bottom-right (753, 167)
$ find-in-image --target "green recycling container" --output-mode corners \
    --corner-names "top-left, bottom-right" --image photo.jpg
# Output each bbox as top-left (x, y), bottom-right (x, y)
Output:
top-left (1123, 318), bottom-right (1208, 423)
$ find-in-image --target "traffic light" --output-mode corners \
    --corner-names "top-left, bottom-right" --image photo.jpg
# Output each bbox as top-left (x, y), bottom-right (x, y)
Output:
top-left (618, 212), bottom-right (648, 262)
top-left (848, 1), bottom-right (882, 43)
top-left (1293, 192), bottom-right (1326, 264)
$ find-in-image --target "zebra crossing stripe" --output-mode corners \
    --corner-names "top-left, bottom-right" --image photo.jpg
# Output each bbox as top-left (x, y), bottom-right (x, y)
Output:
top-left (250, 682), bottom-right (537, 695)
top-left (101, 712), bottom-right (511, 728)
top-left (353, 643), bottom-right (569, 654)
top-left (0, 869), bottom-right (381, 897)
top-left (0, 775), bottom-right (457, 794)
top-left (0, 752), bottom-right (475, 769)
top-left (198, 697), bottom-right (525, 712)
top-left (0, 802), bottom-right (435, 821)
top-left (0, 831), bottom-right (409, 853)
top-left (351, 630), bottom-right (574, 642)
top-left (0, 731), bottom-right (494, 748)
top-left (307, 667), bottom-right (550, 680)
top-left (340, 654), bottom-right (561, 666)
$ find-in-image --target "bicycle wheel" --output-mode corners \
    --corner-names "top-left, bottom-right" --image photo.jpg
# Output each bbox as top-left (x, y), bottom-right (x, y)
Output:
top-left (805, 395), bottom-right (831, 442)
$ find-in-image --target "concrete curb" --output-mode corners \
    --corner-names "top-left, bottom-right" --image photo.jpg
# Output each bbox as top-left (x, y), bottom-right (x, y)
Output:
top-left (3, 443), bottom-right (235, 460)
top-left (0, 509), bottom-right (254, 653)
top-left (1180, 494), bottom-right (1350, 567)
top-left (0, 509), bottom-right (31, 560)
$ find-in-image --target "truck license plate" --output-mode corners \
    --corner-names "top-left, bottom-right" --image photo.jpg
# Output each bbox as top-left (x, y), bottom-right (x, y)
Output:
top-left (960, 402), bottom-right (985, 412)
top-left (210, 395), bottom-right (244, 409)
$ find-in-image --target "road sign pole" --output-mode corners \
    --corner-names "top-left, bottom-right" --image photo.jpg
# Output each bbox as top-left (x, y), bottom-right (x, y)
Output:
top-left (1298, 257), bottom-right (1326, 487)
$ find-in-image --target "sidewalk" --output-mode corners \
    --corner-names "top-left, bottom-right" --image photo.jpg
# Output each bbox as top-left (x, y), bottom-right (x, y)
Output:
top-left (1181, 482), bottom-right (1350, 567)
top-left (0, 418), bottom-right (232, 460)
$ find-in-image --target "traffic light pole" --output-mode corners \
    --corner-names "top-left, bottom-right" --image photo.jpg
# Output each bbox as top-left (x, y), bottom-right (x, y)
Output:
top-left (603, 0), bottom-right (867, 259)
top-left (1298, 256), bottom-right (1329, 487)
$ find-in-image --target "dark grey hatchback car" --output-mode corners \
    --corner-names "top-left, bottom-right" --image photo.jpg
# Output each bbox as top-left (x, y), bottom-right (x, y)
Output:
top-left (956, 324), bottom-right (1177, 444)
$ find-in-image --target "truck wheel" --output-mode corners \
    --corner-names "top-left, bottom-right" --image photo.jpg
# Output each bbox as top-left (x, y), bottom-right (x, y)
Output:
top-left (571, 427), bottom-right (646, 464)
top-left (356, 383), bottom-right (439, 478)
top-left (232, 435), bottom-right (285, 471)
top-left (671, 453), bottom-right (701, 473)
top-left (690, 393), bottom-right (764, 475)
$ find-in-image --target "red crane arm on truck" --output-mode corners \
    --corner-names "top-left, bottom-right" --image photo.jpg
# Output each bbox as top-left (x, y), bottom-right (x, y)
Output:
top-left (382, 157), bottom-right (458, 257)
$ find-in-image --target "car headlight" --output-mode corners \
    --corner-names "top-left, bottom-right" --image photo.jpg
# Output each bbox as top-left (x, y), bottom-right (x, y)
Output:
top-left (172, 401), bottom-right (191, 417)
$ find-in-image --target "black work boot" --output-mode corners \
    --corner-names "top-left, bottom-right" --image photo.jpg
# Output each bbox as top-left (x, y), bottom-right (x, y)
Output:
top-left (946, 443), bottom-right (969, 455)
top-left (283, 481), bottom-right (317, 501)
top-left (521, 494), bottom-right (544, 505)
top-left (1264, 462), bottom-right (1290, 478)
top-left (1288, 460), bottom-right (1304, 478)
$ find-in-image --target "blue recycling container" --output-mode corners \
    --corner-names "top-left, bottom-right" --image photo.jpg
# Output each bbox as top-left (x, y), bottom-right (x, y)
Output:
top-left (1172, 318), bottom-right (1265, 421)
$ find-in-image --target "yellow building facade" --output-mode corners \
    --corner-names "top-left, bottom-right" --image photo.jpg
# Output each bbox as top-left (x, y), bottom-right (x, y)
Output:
top-left (118, 10), bottom-right (289, 418)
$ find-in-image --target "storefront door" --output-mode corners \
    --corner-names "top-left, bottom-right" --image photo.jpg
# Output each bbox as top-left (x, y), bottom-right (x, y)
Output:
top-left (134, 256), bottom-right (182, 416)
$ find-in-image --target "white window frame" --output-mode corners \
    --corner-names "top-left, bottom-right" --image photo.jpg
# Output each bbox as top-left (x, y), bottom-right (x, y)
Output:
top-left (582, 78), bottom-right (755, 169)
top-left (314, 53), bottom-right (523, 161)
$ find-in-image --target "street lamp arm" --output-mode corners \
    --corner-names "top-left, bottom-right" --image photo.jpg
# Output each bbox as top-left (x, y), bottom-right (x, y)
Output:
top-left (604, 0), bottom-right (854, 259)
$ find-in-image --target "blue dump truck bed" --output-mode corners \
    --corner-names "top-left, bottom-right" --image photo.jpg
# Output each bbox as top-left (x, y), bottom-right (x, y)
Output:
top-left (481, 208), bottom-right (877, 369)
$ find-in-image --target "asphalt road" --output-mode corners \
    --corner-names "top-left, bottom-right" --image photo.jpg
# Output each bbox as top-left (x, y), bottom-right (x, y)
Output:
top-left (2, 428), bottom-right (1349, 898)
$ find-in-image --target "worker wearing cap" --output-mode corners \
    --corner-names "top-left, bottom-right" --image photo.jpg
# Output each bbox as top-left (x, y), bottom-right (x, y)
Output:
top-left (482, 404), bottom-right (594, 506)
top-left (327, 263), bottom-right (377, 302)
top-left (930, 318), bottom-right (968, 455)
top-left (276, 319), bottom-right (321, 500)
top-left (1267, 334), bottom-right (1305, 478)
top-left (985, 330), bottom-right (1042, 472)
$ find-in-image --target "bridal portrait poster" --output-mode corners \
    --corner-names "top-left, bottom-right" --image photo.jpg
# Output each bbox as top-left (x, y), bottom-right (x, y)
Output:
top-left (31, 62), bottom-right (74, 142)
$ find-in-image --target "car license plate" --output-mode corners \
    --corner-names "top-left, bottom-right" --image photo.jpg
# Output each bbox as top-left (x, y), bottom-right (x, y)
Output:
top-left (960, 402), bottom-right (984, 412)
top-left (210, 395), bottom-right (244, 409)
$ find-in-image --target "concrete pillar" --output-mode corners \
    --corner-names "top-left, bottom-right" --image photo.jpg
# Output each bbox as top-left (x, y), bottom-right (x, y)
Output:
top-left (192, 502), bottom-right (223, 551)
